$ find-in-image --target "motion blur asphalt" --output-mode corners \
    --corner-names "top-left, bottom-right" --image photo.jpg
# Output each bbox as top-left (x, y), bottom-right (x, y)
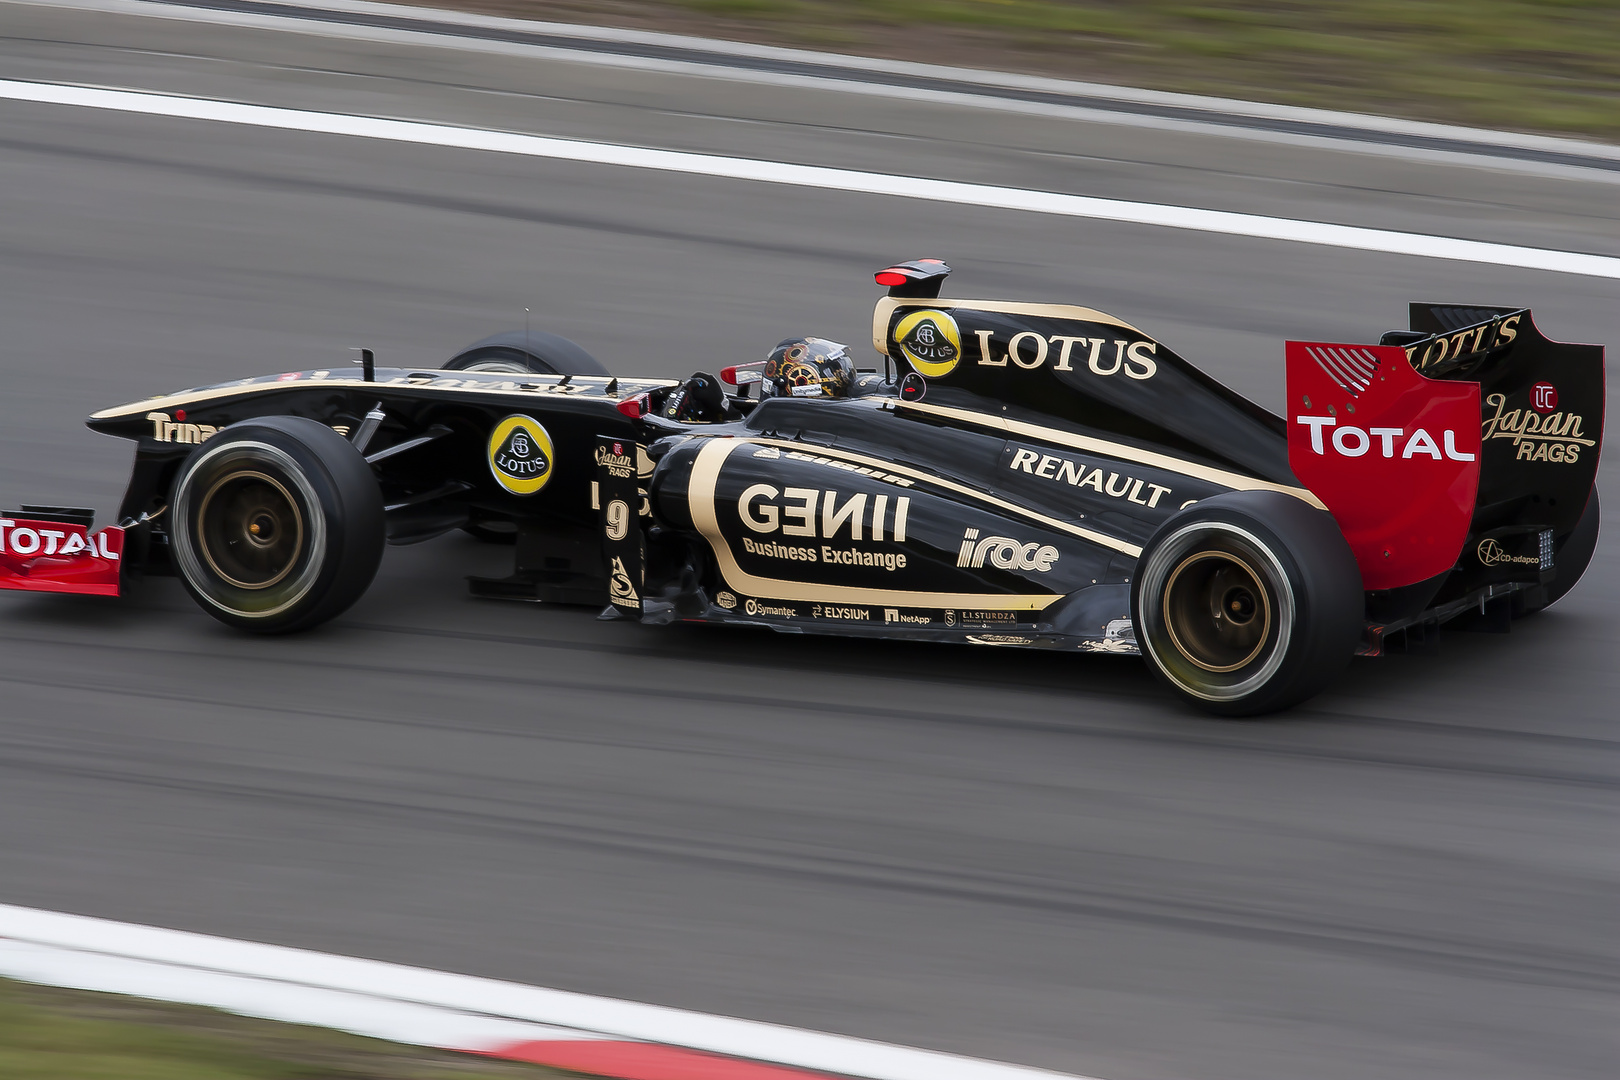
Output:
top-left (0, 4), bottom-right (1616, 1080)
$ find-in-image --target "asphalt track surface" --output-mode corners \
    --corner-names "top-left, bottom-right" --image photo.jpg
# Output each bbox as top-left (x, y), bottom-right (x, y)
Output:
top-left (0, 5), bottom-right (1616, 1080)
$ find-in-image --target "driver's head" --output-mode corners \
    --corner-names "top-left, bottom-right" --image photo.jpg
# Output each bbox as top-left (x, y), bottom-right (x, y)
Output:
top-left (762, 337), bottom-right (855, 399)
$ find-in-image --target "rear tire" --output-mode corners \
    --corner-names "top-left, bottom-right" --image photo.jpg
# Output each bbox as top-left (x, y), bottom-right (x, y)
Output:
top-left (1512, 488), bottom-right (1599, 617)
top-left (1132, 491), bottom-right (1363, 716)
top-left (169, 416), bottom-right (385, 632)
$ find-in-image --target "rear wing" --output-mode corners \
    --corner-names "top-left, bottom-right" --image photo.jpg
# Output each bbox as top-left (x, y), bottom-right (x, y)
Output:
top-left (1287, 307), bottom-right (1603, 595)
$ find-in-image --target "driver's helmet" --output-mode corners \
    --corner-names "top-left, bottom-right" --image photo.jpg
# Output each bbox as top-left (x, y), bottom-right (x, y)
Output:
top-left (762, 337), bottom-right (855, 399)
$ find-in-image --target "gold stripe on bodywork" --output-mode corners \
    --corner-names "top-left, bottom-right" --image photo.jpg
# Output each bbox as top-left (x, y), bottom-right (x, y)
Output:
top-left (871, 296), bottom-right (1144, 354)
top-left (742, 435), bottom-right (1140, 556)
top-left (88, 373), bottom-right (676, 422)
top-left (688, 437), bottom-right (1113, 612)
top-left (895, 400), bottom-right (1326, 509)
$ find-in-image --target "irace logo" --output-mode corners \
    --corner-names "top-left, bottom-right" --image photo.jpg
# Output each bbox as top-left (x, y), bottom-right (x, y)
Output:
top-left (1295, 416), bottom-right (1475, 461)
top-left (957, 528), bottom-right (1059, 572)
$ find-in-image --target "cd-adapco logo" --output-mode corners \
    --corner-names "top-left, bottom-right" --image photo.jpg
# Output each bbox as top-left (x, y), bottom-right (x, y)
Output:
top-left (489, 415), bottom-right (554, 495)
top-left (957, 528), bottom-right (1059, 572)
top-left (893, 309), bottom-right (962, 378)
top-left (1476, 538), bottom-right (1539, 567)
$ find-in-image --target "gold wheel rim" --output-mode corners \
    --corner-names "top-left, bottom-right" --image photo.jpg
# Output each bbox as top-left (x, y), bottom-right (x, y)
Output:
top-left (197, 469), bottom-right (305, 590)
top-left (1162, 550), bottom-right (1272, 673)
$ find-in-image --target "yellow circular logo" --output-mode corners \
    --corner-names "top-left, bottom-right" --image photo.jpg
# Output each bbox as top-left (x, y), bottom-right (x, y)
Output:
top-left (488, 415), bottom-right (555, 495)
top-left (893, 309), bottom-right (962, 378)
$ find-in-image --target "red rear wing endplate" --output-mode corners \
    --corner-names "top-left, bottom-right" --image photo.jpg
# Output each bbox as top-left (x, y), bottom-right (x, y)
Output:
top-left (1286, 342), bottom-right (1480, 591)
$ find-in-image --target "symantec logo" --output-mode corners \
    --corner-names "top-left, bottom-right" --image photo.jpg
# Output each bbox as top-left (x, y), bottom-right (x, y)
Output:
top-left (1294, 416), bottom-right (1475, 462)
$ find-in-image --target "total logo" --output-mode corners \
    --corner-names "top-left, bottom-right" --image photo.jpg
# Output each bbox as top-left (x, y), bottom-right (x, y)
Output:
top-left (956, 528), bottom-right (1059, 573)
top-left (1294, 416), bottom-right (1475, 461)
top-left (0, 519), bottom-right (120, 559)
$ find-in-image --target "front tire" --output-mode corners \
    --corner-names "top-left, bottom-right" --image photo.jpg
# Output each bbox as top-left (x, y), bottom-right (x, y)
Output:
top-left (169, 416), bottom-right (385, 632)
top-left (1132, 491), bottom-right (1362, 716)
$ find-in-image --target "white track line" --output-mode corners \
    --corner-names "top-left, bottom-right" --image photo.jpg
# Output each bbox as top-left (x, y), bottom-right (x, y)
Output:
top-left (3, 79), bottom-right (1619, 280)
top-left (0, 902), bottom-right (1099, 1080)
top-left (18, 0), bottom-right (1620, 181)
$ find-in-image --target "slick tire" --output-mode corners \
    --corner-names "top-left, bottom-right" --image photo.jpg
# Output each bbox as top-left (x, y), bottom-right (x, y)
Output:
top-left (169, 416), bottom-right (386, 633)
top-left (1513, 488), bottom-right (1600, 618)
top-left (442, 330), bottom-right (607, 376)
top-left (1132, 491), bottom-right (1363, 717)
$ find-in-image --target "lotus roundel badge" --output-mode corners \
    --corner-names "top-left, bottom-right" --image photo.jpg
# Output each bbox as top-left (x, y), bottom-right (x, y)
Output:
top-left (893, 308), bottom-right (962, 378)
top-left (488, 414), bottom-right (555, 495)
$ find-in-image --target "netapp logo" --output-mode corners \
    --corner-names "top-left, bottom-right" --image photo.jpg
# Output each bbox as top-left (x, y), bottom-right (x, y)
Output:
top-left (956, 528), bottom-right (1058, 572)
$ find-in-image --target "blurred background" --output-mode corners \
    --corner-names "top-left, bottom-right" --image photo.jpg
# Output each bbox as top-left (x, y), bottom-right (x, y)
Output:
top-left (432, 0), bottom-right (1620, 137)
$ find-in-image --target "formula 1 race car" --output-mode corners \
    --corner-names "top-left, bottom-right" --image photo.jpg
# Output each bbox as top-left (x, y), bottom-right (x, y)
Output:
top-left (0, 260), bottom-right (1603, 714)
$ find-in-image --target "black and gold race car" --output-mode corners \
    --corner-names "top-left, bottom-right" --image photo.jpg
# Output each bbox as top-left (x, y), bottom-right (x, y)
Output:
top-left (1, 261), bottom-right (1603, 714)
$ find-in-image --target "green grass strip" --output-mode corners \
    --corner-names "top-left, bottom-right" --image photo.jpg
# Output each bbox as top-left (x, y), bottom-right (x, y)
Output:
top-left (449, 0), bottom-right (1620, 140)
top-left (0, 977), bottom-right (577, 1080)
